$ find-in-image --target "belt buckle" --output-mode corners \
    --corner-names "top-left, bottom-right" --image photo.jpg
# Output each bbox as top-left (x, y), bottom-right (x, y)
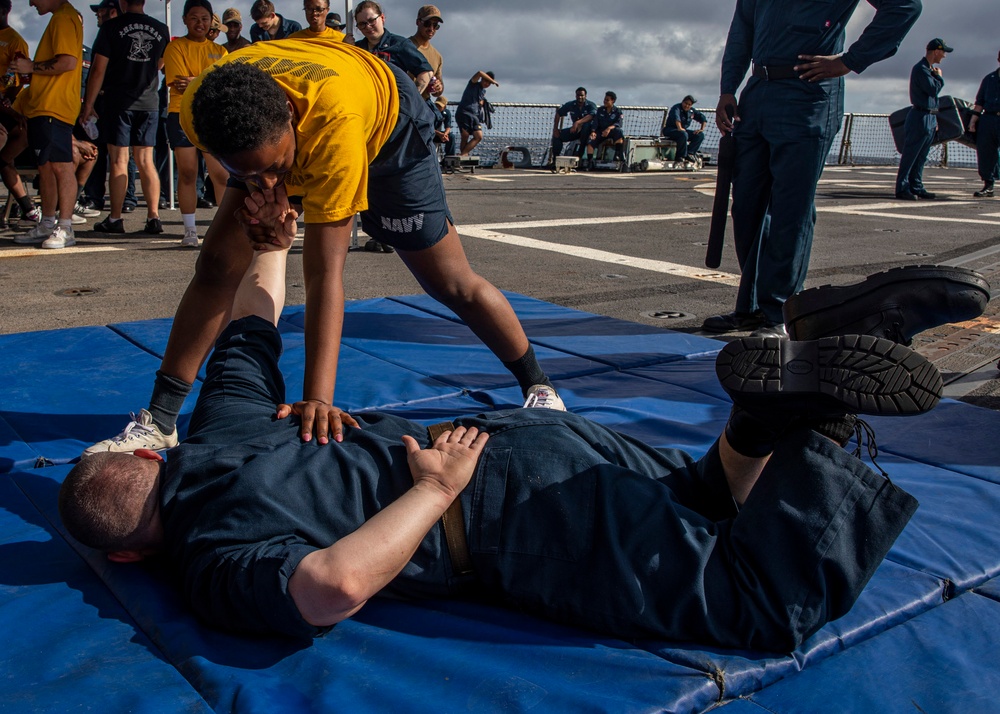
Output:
top-left (762, 65), bottom-right (769, 81)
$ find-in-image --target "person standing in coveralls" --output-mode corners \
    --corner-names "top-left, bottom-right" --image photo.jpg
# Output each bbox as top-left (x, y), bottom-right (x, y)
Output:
top-left (969, 49), bottom-right (1000, 199)
top-left (895, 38), bottom-right (951, 201)
top-left (701, 0), bottom-right (922, 338)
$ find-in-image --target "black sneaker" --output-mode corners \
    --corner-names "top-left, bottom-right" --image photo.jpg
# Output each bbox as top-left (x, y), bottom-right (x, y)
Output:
top-left (122, 203), bottom-right (136, 214)
top-left (716, 334), bottom-right (942, 417)
top-left (702, 310), bottom-right (768, 334)
top-left (142, 218), bottom-right (163, 234)
top-left (914, 190), bottom-right (936, 200)
top-left (94, 217), bottom-right (125, 234)
top-left (783, 265), bottom-right (991, 344)
top-left (974, 184), bottom-right (994, 198)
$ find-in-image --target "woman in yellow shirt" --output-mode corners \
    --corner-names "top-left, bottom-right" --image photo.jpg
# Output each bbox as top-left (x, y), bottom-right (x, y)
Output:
top-left (163, 0), bottom-right (229, 247)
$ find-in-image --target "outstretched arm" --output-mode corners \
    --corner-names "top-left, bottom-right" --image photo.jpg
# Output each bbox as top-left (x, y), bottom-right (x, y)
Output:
top-left (289, 426), bottom-right (488, 627)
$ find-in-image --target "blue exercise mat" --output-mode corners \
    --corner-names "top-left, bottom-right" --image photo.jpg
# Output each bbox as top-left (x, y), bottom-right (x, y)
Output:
top-left (1, 294), bottom-right (999, 712)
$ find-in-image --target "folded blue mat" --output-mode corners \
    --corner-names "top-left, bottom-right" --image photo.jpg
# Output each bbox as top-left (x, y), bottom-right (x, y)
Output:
top-left (1, 294), bottom-right (998, 712)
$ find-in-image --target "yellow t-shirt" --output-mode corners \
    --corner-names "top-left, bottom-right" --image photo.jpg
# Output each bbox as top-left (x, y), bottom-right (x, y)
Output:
top-left (181, 38), bottom-right (398, 224)
top-left (0, 26), bottom-right (29, 87)
top-left (286, 26), bottom-right (346, 42)
top-left (163, 37), bottom-right (227, 114)
top-left (21, 2), bottom-right (83, 124)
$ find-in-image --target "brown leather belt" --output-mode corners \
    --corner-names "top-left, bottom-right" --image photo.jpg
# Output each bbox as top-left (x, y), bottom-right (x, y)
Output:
top-left (427, 421), bottom-right (474, 576)
top-left (751, 63), bottom-right (800, 81)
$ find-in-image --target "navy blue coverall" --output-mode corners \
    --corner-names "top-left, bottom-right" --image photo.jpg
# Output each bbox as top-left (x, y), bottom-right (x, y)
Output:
top-left (551, 98), bottom-right (597, 158)
top-left (974, 68), bottom-right (1000, 188)
top-left (163, 316), bottom-right (917, 652)
top-left (896, 57), bottom-right (943, 196)
top-left (663, 103), bottom-right (708, 161)
top-left (722, 0), bottom-right (921, 325)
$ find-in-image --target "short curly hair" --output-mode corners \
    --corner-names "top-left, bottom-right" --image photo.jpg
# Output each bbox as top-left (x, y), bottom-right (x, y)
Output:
top-left (191, 61), bottom-right (292, 157)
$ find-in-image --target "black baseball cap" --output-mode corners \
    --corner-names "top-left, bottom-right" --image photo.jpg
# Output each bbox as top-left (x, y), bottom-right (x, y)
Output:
top-left (325, 12), bottom-right (345, 30)
top-left (89, 0), bottom-right (117, 12)
top-left (926, 38), bottom-right (954, 53)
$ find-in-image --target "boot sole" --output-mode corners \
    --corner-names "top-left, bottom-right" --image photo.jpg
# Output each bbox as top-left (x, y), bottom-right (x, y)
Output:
top-left (716, 335), bottom-right (942, 416)
top-left (783, 265), bottom-right (991, 341)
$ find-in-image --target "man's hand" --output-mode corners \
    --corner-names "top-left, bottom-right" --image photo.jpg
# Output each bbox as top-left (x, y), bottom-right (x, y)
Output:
top-left (794, 54), bottom-right (851, 82)
top-left (236, 184), bottom-right (299, 250)
top-left (716, 94), bottom-right (739, 133)
top-left (10, 57), bottom-right (32, 74)
top-left (169, 76), bottom-right (194, 93)
top-left (276, 400), bottom-right (359, 444)
top-left (402, 426), bottom-right (488, 500)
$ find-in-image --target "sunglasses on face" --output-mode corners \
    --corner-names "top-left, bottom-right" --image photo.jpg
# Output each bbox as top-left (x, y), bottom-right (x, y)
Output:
top-left (356, 14), bottom-right (381, 28)
top-left (421, 19), bottom-right (440, 29)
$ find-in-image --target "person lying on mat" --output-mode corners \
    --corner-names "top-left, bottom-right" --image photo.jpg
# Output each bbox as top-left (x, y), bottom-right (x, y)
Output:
top-left (60, 234), bottom-right (990, 651)
top-left (82, 37), bottom-right (564, 460)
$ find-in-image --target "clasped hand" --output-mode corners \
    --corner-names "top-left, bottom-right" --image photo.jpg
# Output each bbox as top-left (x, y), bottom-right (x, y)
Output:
top-left (236, 184), bottom-right (299, 251)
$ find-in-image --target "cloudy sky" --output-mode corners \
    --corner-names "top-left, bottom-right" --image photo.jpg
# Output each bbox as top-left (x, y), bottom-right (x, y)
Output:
top-left (10, 0), bottom-right (999, 113)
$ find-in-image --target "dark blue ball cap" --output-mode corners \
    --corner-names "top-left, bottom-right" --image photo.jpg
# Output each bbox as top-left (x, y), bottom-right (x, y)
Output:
top-left (927, 38), bottom-right (954, 53)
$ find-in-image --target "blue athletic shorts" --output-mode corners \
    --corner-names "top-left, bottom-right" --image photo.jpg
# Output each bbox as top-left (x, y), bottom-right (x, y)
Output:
top-left (27, 116), bottom-right (73, 164)
top-left (103, 108), bottom-right (158, 148)
top-left (166, 112), bottom-right (194, 149)
top-left (359, 64), bottom-right (453, 251)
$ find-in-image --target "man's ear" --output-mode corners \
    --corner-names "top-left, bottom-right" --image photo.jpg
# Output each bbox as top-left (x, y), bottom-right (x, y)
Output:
top-left (107, 550), bottom-right (147, 563)
top-left (133, 448), bottom-right (164, 462)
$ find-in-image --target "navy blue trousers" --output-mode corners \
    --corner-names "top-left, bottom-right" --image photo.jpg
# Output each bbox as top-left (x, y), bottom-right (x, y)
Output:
top-left (896, 110), bottom-right (936, 195)
top-left (551, 127), bottom-right (588, 158)
top-left (730, 77), bottom-right (843, 323)
top-left (976, 114), bottom-right (1000, 185)
top-left (663, 128), bottom-right (705, 160)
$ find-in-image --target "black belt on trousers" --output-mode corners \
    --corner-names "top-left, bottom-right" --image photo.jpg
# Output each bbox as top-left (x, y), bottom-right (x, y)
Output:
top-left (427, 420), bottom-right (475, 576)
top-left (751, 63), bottom-right (800, 81)
top-left (982, 111), bottom-right (1000, 116)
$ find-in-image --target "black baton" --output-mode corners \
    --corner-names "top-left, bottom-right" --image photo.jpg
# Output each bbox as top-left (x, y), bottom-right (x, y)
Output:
top-left (706, 104), bottom-right (736, 269)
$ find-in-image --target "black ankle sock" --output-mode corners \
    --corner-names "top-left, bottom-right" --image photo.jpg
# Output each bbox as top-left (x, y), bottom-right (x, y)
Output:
top-left (16, 195), bottom-right (33, 214)
top-left (724, 405), bottom-right (795, 457)
top-left (148, 370), bottom-right (193, 433)
top-left (502, 345), bottom-right (551, 396)
top-left (808, 414), bottom-right (857, 448)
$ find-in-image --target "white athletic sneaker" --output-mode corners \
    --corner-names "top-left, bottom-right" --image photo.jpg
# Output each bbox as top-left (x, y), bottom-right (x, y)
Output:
top-left (41, 226), bottom-right (76, 249)
top-left (81, 409), bottom-right (179, 457)
top-left (522, 384), bottom-right (567, 411)
top-left (21, 207), bottom-right (41, 224)
top-left (70, 212), bottom-right (87, 225)
top-left (14, 222), bottom-right (53, 244)
top-left (74, 201), bottom-right (101, 218)
top-left (181, 227), bottom-right (199, 247)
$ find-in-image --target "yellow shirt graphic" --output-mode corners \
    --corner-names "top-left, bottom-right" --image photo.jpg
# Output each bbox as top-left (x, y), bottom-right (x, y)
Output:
top-left (286, 26), bottom-right (346, 42)
top-left (164, 37), bottom-right (227, 114)
top-left (21, 2), bottom-right (83, 124)
top-left (181, 38), bottom-right (398, 224)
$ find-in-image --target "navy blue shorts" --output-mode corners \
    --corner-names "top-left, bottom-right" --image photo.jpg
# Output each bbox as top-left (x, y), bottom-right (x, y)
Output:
top-left (103, 108), bottom-right (158, 147)
top-left (455, 112), bottom-right (482, 134)
top-left (359, 64), bottom-right (453, 251)
top-left (27, 116), bottom-right (73, 164)
top-left (166, 112), bottom-right (194, 149)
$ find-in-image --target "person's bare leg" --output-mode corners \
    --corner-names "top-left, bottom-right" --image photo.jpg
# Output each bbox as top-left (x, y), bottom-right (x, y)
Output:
top-left (37, 162), bottom-right (58, 217)
top-left (107, 144), bottom-right (129, 220)
top-left (159, 185), bottom-right (255, 383)
top-left (52, 161), bottom-right (77, 221)
top-left (461, 129), bottom-right (483, 157)
top-left (719, 433), bottom-right (769, 506)
top-left (173, 146), bottom-right (198, 214)
top-left (396, 223), bottom-right (529, 362)
top-left (133, 146), bottom-right (160, 220)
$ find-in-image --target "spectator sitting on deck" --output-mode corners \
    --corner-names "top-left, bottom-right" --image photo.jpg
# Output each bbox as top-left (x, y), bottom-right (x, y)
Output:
top-left (584, 91), bottom-right (624, 169)
top-left (662, 95), bottom-right (707, 166)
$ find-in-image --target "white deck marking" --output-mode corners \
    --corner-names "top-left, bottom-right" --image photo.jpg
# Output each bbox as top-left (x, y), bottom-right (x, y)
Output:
top-left (0, 246), bottom-right (125, 259)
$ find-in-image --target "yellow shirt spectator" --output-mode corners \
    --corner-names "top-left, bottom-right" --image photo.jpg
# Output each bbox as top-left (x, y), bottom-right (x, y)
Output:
top-left (163, 36), bottom-right (227, 114)
top-left (0, 25), bottom-right (29, 87)
top-left (180, 37), bottom-right (398, 224)
top-left (21, 2), bottom-right (83, 124)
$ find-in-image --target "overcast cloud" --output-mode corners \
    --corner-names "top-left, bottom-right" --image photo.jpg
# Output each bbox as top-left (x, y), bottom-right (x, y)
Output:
top-left (9, 0), bottom-right (999, 113)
